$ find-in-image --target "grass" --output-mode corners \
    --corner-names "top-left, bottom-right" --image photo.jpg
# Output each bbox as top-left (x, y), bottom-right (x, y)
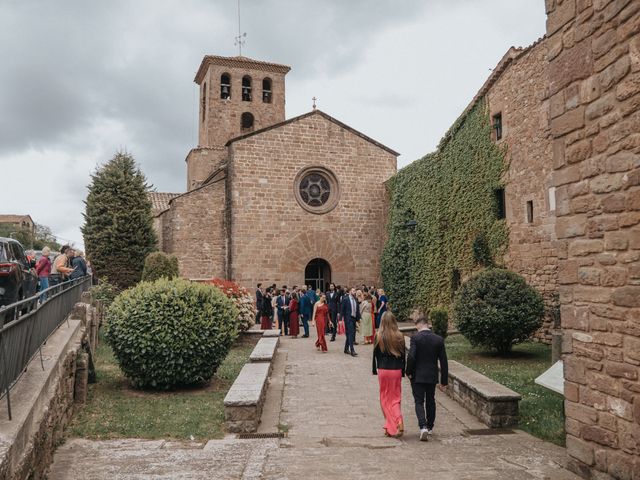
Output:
top-left (445, 334), bottom-right (565, 446)
top-left (67, 336), bottom-right (253, 441)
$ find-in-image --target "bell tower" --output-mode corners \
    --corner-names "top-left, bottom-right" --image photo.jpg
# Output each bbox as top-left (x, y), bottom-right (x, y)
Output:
top-left (195, 55), bottom-right (290, 147)
top-left (186, 55), bottom-right (290, 189)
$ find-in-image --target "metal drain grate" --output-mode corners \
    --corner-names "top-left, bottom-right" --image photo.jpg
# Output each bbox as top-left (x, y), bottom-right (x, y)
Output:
top-left (464, 428), bottom-right (516, 436)
top-left (237, 432), bottom-right (286, 439)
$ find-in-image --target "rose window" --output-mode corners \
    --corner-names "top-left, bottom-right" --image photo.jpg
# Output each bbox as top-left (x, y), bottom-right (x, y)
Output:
top-left (299, 173), bottom-right (331, 207)
top-left (294, 166), bottom-right (340, 215)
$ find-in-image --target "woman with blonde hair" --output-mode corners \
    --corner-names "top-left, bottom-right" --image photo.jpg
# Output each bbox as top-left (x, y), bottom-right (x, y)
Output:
top-left (360, 292), bottom-right (374, 344)
top-left (372, 311), bottom-right (406, 437)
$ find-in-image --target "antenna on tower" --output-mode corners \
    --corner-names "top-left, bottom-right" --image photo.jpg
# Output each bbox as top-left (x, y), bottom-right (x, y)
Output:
top-left (234, 0), bottom-right (246, 56)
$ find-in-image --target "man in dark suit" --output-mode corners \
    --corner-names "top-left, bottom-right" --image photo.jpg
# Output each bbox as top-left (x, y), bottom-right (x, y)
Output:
top-left (298, 286), bottom-right (311, 338)
top-left (406, 313), bottom-right (449, 441)
top-left (326, 283), bottom-right (340, 341)
top-left (255, 283), bottom-right (263, 324)
top-left (276, 289), bottom-right (290, 336)
top-left (340, 287), bottom-right (360, 356)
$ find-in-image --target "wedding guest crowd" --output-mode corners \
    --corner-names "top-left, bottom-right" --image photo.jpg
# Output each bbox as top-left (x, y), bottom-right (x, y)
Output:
top-left (254, 281), bottom-right (449, 442)
top-left (254, 282), bottom-right (387, 353)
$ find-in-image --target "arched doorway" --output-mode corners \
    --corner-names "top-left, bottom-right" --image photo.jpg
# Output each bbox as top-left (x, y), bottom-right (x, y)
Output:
top-left (305, 258), bottom-right (331, 292)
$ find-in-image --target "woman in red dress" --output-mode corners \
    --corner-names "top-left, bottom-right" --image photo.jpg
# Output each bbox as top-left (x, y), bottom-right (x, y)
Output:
top-left (312, 293), bottom-right (329, 352)
top-left (289, 292), bottom-right (300, 338)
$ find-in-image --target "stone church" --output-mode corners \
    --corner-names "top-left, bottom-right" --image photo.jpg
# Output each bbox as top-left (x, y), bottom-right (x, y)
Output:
top-left (151, 55), bottom-right (398, 290)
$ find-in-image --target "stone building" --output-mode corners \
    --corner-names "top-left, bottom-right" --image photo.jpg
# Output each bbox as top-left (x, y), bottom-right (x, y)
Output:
top-left (0, 214), bottom-right (34, 236)
top-left (474, 37), bottom-right (560, 341)
top-left (152, 55), bottom-right (398, 290)
top-left (544, 0), bottom-right (640, 478)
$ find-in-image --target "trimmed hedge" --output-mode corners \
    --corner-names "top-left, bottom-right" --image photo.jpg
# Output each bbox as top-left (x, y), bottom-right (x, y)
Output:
top-left (142, 251), bottom-right (179, 282)
top-left (381, 99), bottom-right (508, 320)
top-left (104, 278), bottom-right (239, 389)
top-left (430, 307), bottom-right (449, 339)
top-left (453, 269), bottom-right (544, 354)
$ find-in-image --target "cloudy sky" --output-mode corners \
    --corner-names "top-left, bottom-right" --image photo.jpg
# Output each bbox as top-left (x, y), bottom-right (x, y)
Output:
top-left (0, 0), bottom-right (546, 248)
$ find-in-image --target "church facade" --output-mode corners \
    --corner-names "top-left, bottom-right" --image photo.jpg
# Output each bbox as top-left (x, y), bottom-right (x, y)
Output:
top-left (152, 55), bottom-right (398, 290)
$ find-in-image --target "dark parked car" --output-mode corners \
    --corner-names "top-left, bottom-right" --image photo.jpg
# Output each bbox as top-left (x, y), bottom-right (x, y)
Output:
top-left (0, 237), bottom-right (38, 307)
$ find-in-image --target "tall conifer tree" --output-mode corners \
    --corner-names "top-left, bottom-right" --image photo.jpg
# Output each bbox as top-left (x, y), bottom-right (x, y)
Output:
top-left (82, 152), bottom-right (157, 288)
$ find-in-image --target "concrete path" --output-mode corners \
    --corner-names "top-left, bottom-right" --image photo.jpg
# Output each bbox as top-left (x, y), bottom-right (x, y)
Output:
top-left (49, 331), bottom-right (581, 479)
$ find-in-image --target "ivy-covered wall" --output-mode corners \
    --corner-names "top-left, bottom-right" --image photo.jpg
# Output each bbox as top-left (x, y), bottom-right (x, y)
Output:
top-left (381, 99), bottom-right (508, 319)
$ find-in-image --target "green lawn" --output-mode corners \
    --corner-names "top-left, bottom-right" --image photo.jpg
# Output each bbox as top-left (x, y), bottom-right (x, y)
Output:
top-left (68, 337), bottom-right (253, 441)
top-left (445, 335), bottom-right (565, 446)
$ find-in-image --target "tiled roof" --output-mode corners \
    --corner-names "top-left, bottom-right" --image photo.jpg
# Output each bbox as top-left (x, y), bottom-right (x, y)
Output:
top-left (148, 192), bottom-right (180, 215)
top-left (195, 55), bottom-right (291, 84)
top-left (0, 214), bottom-right (33, 224)
top-left (226, 109), bottom-right (400, 156)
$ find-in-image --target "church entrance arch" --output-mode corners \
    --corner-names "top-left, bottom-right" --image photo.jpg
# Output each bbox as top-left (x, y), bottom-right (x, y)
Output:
top-left (304, 258), bottom-right (331, 292)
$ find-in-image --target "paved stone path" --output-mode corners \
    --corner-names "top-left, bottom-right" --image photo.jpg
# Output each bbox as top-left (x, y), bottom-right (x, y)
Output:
top-left (49, 331), bottom-right (581, 479)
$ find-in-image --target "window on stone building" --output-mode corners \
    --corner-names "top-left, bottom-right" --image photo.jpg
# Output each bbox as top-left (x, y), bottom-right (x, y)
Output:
top-left (241, 112), bottom-right (254, 132)
top-left (493, 112), bottom-right (503, 141)
top-left (451, 269), bottom-right (461, 295)
top-left (262, 78), bottom-right (272, 103)
top-left (526, 200), bottom-right (534, 223)
top-left (220, 73), bottom-right (231, 99)
top-left (201, 82), bottom-right (207, 122)
top-left (242, 75), bottom-right (252, 101)
top-left (495, 188), bottom-right (506, 219)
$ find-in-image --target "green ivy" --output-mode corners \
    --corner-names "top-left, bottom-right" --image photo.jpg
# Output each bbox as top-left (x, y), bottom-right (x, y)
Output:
top-left (381, 99), bottom-right (508, 320)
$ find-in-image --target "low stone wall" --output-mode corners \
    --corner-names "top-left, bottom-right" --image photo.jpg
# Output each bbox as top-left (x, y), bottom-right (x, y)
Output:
top-left (0, 301), bottom-right (99, 480)
top-left (224, 331), bottom-right (279, 433)
top-left (446, 360), bottom-right (521, 428)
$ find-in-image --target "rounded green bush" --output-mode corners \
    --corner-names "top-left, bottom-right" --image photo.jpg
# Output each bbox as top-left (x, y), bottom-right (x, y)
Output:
top-left (429, 307), bottom-right (449, 339)
top-left (453, 269), bottom-right (544, 354)
top-left (141, 251), bottom-right (179, 282)
top-left (104, 278), bottom-right (239, 389)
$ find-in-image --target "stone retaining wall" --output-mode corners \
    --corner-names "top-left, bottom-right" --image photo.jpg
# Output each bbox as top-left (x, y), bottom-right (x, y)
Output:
top-left (0, 300), bottom-right (100, 480)
top-left (446, 361), bottom-right (522, 428)
top-left (224, 331), bottom-right (279, 433)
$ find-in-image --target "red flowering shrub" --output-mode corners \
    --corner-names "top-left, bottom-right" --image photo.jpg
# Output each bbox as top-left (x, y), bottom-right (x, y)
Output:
top-left (200, 279), bottom-right (255, 331)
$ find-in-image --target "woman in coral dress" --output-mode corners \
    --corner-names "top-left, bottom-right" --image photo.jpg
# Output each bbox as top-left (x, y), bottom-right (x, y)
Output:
top-left (372, 311), bottom-right (406, 438)
top-left (312, 293), bottom-right (329, 352)
top-left (289, 293), bottom-right (300, 338)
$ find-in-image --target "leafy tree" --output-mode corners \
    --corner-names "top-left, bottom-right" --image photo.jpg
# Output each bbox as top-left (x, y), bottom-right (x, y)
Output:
top-left (0, 224), bottom-right (32, 247)
top-left (33, 223), bottom-right (62, 251)
top-left (82, 151), bottom-right (157, 289)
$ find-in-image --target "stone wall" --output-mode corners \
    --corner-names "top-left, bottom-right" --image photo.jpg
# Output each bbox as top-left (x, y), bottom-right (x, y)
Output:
top-left (545, 0), bottom-right (640, 478)
top-left (227, 111), bottom-right (397, 290)
top-left (160, 177), bottom-right (227, 280)
top-left (488, 38), bottom-right (560, 343)
top-left (185, 146), bottom-right (228, 191)
top-left (0, 300), bottom-right (100, 480)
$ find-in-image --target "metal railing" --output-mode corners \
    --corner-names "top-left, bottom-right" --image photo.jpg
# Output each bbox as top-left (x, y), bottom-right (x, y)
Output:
top-left (0, 275), bottom-right (92, 419)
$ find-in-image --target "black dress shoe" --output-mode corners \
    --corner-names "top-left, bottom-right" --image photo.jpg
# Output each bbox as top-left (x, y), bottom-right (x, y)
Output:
top-left (344, 350), bottom-right (349, 354)
top-left (330, 338), bottom-right (335, 342)
top-left (351, 351), bottom-right (358, 357)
